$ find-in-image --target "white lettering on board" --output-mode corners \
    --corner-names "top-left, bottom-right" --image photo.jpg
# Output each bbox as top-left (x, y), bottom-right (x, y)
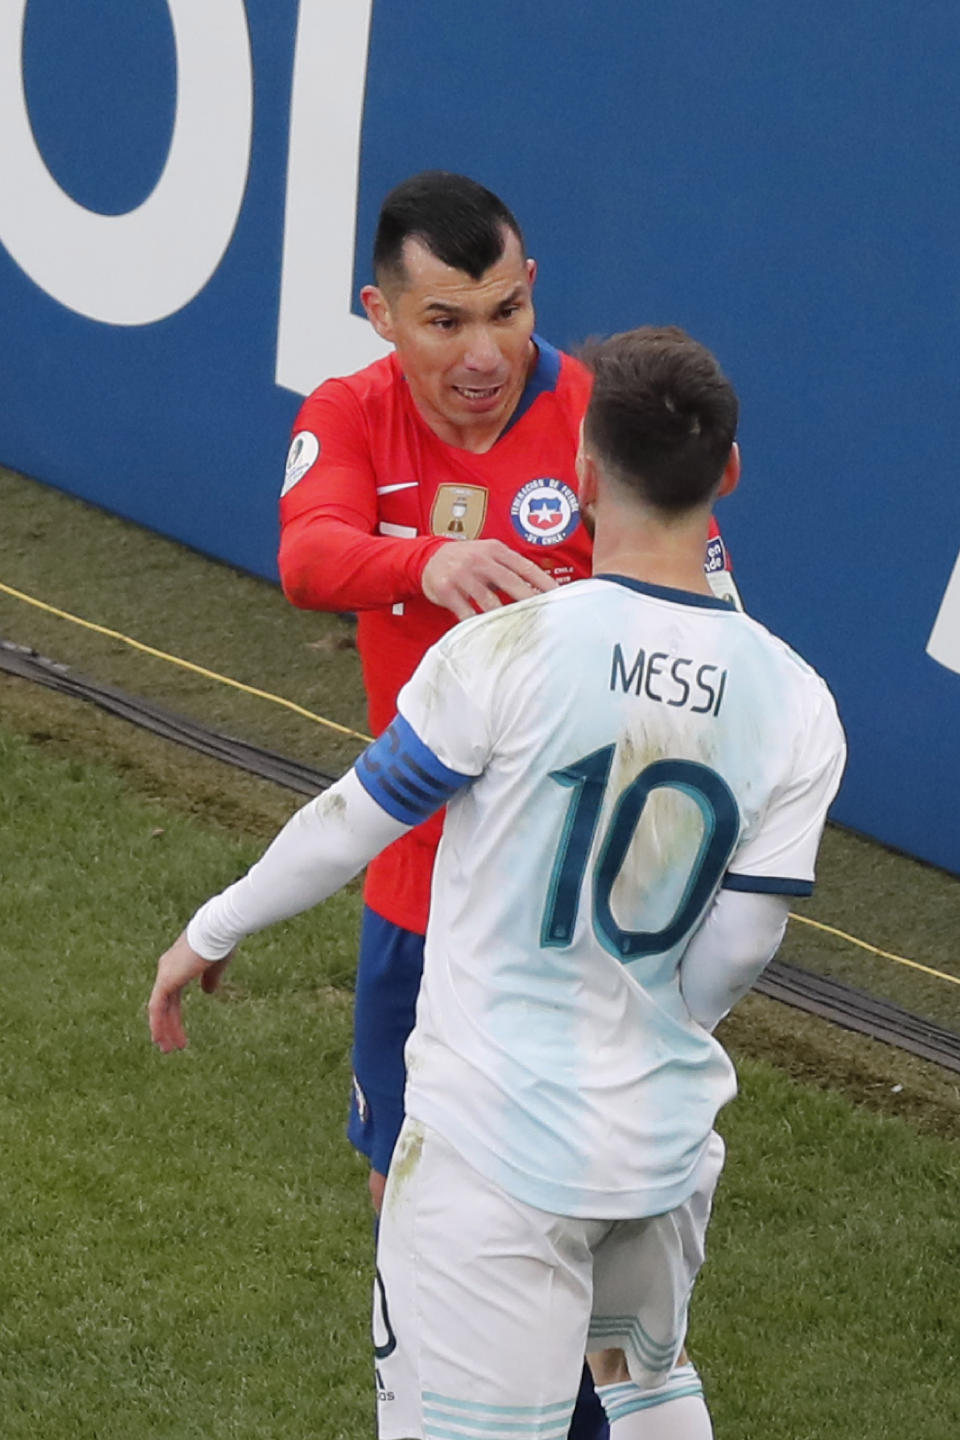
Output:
top-left (274, 0), bottom-right (391, 393)
top-left (927, 552), bottom-right (960, 676)
top-left (0, 0), bottom-right (253, 326)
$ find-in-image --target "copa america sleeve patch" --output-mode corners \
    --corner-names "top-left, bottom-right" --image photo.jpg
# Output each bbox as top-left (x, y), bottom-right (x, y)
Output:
top-left (355, 716), bottom-right (472, 825)
top-left (281, 430), bottom-right (320, 495)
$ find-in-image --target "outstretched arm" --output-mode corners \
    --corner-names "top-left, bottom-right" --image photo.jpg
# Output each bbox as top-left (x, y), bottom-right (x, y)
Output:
top-left (281, 509), bottom-right (555, 620)
top-left (148, 769), bottom-right (413, 1051)
top-left (149, 689), bottom-right (482, 1052)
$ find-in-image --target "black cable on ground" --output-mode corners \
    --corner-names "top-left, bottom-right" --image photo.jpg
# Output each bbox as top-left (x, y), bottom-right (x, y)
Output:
top-left (4, 635), bottom-right (960, 1076)
top-left (754, 963), bottom-right (960, 1074)
top-left (0, 638), bottom-right (337, 796)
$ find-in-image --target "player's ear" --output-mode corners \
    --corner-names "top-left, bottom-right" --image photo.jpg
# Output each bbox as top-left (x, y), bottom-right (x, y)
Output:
top-left (576, 428), bottom-right (599, 508)
top-left (717, 443), bottom-right (740, 498)
top-left (526, 257), bottom-right (537, 290)
top-left (361, 284), bottom-right (395, 342)
top-left (576, 448), bottom-right (599, 540)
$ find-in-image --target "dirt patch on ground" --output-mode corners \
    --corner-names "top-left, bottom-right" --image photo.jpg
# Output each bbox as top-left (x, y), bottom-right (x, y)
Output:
top-left (720, 993), bottom-right (960, 1140)
top-left (0, 674), bottom-right (299, 839)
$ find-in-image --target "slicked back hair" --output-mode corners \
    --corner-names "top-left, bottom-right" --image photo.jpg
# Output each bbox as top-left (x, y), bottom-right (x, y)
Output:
top-left (373, 171), bottom-right (525, 289)
top-left (583, 327), bottom-right (739, 514)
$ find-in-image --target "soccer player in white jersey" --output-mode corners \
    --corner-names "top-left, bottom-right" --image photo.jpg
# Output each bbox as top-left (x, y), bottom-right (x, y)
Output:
top-left (150, 326), bottom-right (846, 1440)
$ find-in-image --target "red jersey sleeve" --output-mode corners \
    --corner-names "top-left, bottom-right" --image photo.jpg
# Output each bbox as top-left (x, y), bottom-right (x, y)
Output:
top-left (278, 380), bottom-right (446, 612)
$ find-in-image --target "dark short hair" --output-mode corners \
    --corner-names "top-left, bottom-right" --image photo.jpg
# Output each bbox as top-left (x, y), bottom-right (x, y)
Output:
top-left (373, 171), bottom-right (525, 287)
top-left (583, 327), bottom-right (739, 512)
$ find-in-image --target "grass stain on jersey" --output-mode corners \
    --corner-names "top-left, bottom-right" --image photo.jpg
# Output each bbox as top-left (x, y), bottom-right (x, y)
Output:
top-left (484, 597), bottom-right (543, 671)
top-left (316, 788), bottom-right (347, 820)
top-left (384, 1122), bottom-right (424, 1213)
top-left (608, 726), bottom-right (707, 932)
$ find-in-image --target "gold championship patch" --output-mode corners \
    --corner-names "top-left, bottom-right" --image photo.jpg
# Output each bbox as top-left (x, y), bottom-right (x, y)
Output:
top-left (430, 484), bottom-right (488, 540)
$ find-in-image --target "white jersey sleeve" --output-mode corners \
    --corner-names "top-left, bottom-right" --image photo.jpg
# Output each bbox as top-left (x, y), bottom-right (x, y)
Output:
top-left (186, 638), bottom-right (488, 962)
top-left (679, 889), bottom-right (791, 1030)
top-left (186, 769), bottom-right (413, 960)
top-left (395, 637), bottom-right (493, 778)
top-left (349, 641), bottom-right (486, 827)
top-left (724, 685), bottom-right (846, 896)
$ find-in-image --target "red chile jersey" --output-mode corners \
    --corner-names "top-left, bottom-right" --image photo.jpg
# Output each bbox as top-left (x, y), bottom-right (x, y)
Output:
top-left (278, 336), bottom-right (731, 933)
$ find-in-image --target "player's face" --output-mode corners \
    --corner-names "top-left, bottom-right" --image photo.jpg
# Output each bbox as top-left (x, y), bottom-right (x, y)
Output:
top-left (362, 232), bottom-right (537, 451)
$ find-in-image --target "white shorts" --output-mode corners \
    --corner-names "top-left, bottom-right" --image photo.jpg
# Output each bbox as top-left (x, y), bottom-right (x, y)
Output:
top-left (374, 1119), bottom-right (725, 1440)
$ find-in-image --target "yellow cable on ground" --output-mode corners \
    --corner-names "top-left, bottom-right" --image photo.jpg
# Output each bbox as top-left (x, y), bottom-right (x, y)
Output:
top-left (3, 577), bottom-right (960, 992)
top-left (0, 579), bottom-right (373, 745)
top-left (788, 912), bottom-right (960, 988)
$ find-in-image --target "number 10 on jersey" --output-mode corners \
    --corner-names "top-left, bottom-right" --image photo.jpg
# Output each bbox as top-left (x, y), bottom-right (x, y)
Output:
top-left (541, 746), bottom-right (740, 960)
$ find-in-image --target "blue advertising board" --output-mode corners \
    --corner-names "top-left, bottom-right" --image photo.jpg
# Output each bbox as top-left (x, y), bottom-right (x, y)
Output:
top-left (1, 1), bottom-right (958, 873)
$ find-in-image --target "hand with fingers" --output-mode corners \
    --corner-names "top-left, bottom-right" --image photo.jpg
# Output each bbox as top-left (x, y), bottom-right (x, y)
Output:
top-left (421, 539), bottom-right (557, 622)
top-left (148, 932), bottom-right (233, 1052)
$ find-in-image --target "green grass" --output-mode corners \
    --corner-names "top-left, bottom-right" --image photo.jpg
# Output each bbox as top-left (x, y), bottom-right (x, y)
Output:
top-left (2, 463), bottom-right (960, 1436)
top-left (701, 1068), bottom-right (960, 1438)
top-left (0, 724), bottom-right (371, 1439)
top-left (1, 723), bottom-right (958, 1437)
top-left (0, 466), bottom-right (370, 778)
top-left (2, 463), bottom-right (959, 1039)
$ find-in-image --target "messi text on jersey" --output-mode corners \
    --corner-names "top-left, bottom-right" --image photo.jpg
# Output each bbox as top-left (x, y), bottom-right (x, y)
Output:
top-left (610, 643), bottom-right (728, 716)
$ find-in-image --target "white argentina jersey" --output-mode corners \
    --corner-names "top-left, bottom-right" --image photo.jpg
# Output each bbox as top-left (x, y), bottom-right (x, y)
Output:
top-left (356, 575), bottom-right (845, 1219)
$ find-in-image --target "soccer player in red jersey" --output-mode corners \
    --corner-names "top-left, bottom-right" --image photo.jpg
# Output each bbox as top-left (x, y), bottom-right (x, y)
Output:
top-left (278, 173), bottom-right (734, 1440)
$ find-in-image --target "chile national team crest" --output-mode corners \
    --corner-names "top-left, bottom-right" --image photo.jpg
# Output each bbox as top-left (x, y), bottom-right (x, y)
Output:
top-left (510, 478), bottom-right (580, 546)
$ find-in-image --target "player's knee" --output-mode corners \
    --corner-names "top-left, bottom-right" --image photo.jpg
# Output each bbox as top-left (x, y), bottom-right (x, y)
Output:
top-left (369, 1167), bottom-right (387, 1213)
top-left (588, 1345), bottom-right (689, 1387)
top-left (587, 1347), bottom-right (630, 1386)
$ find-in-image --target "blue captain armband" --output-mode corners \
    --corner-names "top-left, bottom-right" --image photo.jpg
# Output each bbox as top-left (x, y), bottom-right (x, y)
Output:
top-left (355, 715), bottom-right (473, 825)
